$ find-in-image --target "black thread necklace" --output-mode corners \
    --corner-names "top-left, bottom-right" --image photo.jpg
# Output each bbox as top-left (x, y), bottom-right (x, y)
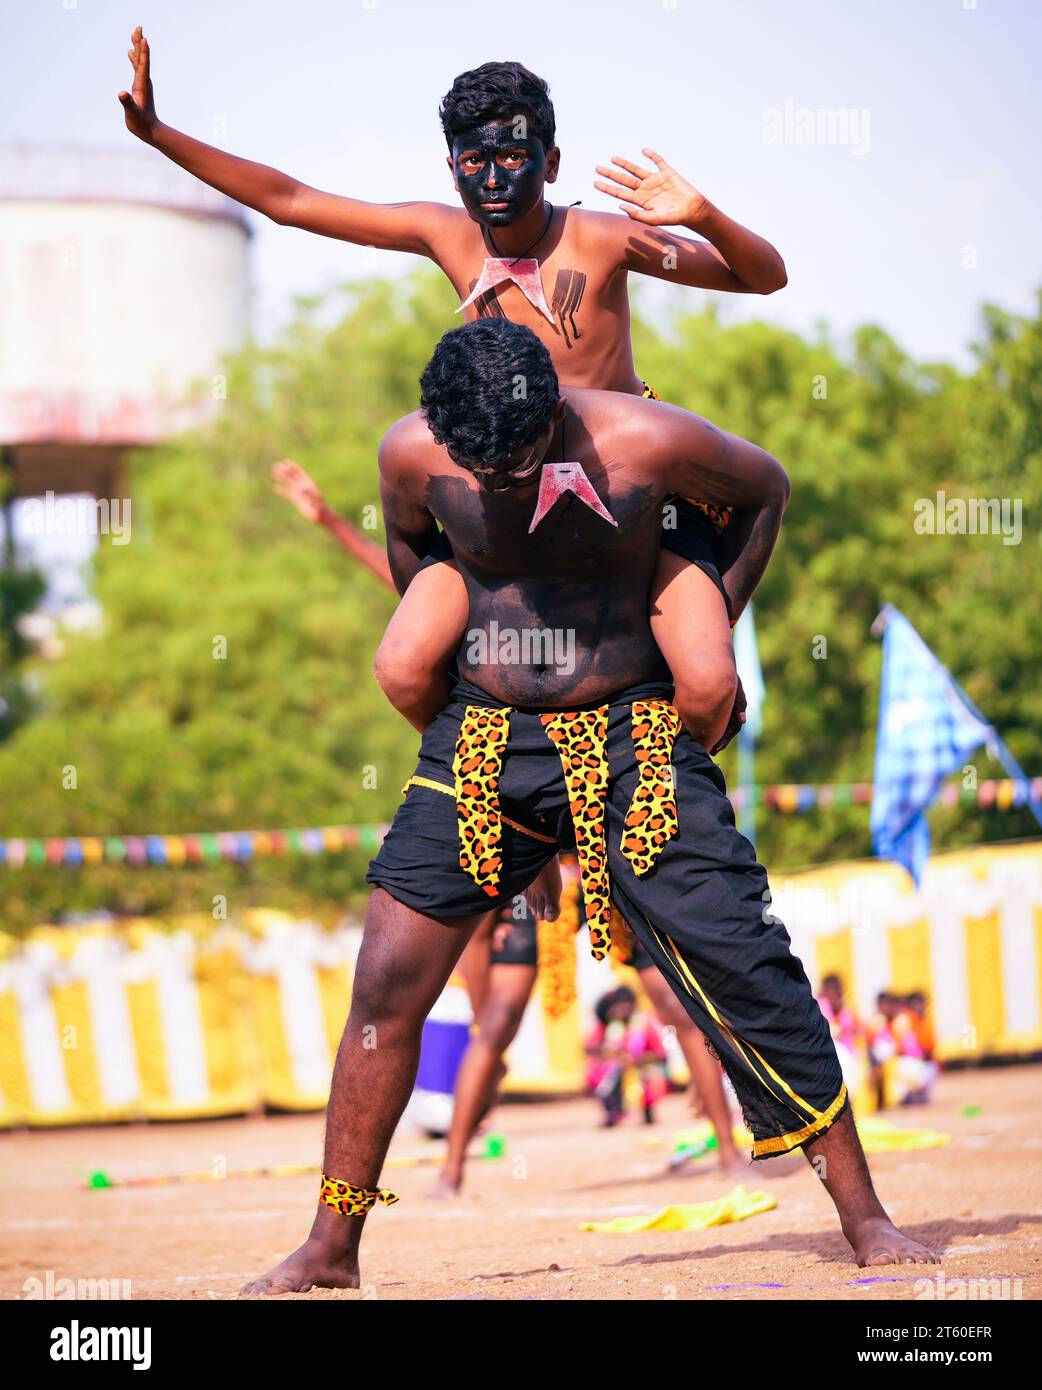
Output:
top-left (486, 199), bottom-right (582, 267)
top-left (486, 200), bottom-right (554, 266)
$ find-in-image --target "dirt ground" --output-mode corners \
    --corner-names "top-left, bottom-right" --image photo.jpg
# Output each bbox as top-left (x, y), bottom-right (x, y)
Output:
top-left (2, 1063), bottom-right (1039, 1301)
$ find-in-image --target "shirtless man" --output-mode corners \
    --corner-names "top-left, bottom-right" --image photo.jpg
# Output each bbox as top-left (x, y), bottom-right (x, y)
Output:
top-left (271, 455), bottom-right (750, 1182)
top-left (241, 320), bottom-right (935, 1293)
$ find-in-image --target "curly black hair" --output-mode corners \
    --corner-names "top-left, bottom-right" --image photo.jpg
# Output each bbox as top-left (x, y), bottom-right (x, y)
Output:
top-left (420, 319), bottom-right (560, 470)
top-left (439, 61), bottom-right (556, 152)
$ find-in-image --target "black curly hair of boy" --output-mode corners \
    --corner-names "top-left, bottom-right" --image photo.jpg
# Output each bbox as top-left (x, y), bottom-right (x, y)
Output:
top-left (439, 61), bottom-right (556, 153)
top-left (420, 319), bottom-right (561, 470)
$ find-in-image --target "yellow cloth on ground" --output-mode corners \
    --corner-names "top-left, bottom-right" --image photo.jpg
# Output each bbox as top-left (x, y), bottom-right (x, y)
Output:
top-left (579, 1184), bottom-right (776, 1234)
top-left (854, 1115), bottom-right (951, 1152)
top-left (728, 1115), bottom-right (950, 1154)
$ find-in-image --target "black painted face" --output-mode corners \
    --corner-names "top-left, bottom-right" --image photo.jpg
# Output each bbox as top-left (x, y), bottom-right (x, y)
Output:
top-left (467, 423), bottom-right (554, 492)
top-left (451, 119), bottom-right (548, 228)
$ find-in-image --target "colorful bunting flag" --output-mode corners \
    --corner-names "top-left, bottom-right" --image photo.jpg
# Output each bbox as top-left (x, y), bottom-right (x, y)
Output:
top-left (4, 772), bottom-right (1039, 872)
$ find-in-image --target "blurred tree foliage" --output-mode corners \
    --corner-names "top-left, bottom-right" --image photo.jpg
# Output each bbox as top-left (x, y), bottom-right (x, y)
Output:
top-left (635, 288), bottom-right (1042, 867)
top-left (0, 272), bottom-right (1038, 932)
top-left (1, 453), bottom-right (48, 742)
top-left (0, 557), bottom-right (46, 743)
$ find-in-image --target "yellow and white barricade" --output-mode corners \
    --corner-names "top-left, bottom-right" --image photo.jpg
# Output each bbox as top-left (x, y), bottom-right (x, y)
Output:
top-left (0, 918), bottom-right (260, 1126)
top-left (772, 840), bottom-right (1042, 1061)
top-left (0, 911), bottom-right (358, 1127)
top-left (1, 840), bottom-right (1039, 1126)
top-left (239, 909), bottom-right (355, 1110)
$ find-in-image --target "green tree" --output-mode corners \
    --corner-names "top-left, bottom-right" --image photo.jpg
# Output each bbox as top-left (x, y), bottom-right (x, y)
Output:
top-left (0, 274), bottom-right (459, 931)
top-left (0, 458), bottom-right (47, 742)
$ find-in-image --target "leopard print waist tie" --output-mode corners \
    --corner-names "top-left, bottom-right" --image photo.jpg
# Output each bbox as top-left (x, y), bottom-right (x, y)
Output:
top-left (539, 708), bottom-right (613, 958)
top-left (622, 699), bottom-right (684, 872)
top-left (453, 699), bottom-right (682, 962)
top-left (452, 705), bottom-right (514, 898)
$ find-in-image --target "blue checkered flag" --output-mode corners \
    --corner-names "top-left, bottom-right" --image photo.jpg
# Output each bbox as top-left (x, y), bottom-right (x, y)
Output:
top-left (871, 606), bottom-right (997, 883)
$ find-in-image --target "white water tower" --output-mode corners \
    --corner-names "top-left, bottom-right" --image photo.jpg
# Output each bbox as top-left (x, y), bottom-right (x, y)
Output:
top-left (0, 144), bottom-right (250, 603)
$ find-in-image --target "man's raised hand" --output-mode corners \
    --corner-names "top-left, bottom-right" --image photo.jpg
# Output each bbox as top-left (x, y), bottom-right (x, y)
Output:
top-left (118, 26), bottom-right (159, 143)
top-left (272, 460), bottom-right (328, 525)
top-left (594, 149), bottom-right (710, 228)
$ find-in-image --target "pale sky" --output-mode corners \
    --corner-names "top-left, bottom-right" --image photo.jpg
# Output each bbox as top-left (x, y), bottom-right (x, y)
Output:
top-left (3, 0), bottom-right (1040, 368)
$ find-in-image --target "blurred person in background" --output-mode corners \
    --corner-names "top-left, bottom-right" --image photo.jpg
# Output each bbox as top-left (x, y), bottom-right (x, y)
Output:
top-left (818, 973), bottom-right (864, 1101)
top-left (586, 986), bottom-right (669, 1126)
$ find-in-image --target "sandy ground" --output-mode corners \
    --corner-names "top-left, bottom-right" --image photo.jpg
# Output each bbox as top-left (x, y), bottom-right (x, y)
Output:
top-left (2, 1063), bottom-right (1039, 1301)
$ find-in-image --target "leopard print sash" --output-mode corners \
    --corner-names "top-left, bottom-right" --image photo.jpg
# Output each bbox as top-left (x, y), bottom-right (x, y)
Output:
top-left (452, 699), bottom-right (682, 961)
top-left (622, 700), bottom-right (683, 872)
top-left (452, 705), bottom-right (513, 898)
top-left (539, 708), bottom-right (612, 958)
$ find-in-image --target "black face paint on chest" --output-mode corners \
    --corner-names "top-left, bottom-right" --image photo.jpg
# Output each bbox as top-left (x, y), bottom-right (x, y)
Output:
top-left (452, 120), bottom-right (547, 227)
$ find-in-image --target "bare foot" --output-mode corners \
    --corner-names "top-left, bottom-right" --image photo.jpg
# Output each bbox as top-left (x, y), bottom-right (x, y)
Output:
top-left (718, 1150), bottom-right (755, 1180)
top-left (240, 1239), bottom-right (359, 1295)
top-left (686, 1083), bottom-right (708, 1120)
top-left (523, 856), bottom-right (562, 921)
top-left (851, 1217), bottom-right (937, 1267)
top-left (428, 1171), bottom-right (463, 1201)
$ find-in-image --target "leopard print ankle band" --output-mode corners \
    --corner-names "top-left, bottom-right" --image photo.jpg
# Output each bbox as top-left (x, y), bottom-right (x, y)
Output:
top-left (319, 1175), bottom-right (399, 1216)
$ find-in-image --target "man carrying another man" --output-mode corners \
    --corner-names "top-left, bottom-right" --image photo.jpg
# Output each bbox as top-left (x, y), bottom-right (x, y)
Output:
top-left (242, 320), bottom-right (936, 1294)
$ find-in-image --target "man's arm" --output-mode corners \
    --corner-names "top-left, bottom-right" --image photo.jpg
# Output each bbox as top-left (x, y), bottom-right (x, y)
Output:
top-left (593, 149), bottom-right (786, 293)
top-left (118, 27), bottom-right (453, 255)
top-left (651, 403), bottom-right (791, 512)
top-left (272, 460), bottom-right (394, 589)
top-left (716, 502), bottom-right (785, 624)
top-left (644, 401), bottom-right (790, 618)
top-left (377, 421), bottom-right (441, 595)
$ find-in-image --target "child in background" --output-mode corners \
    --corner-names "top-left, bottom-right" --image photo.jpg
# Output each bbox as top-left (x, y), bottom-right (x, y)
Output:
top-left (819, 974), bottom-right (862, 1052)
top-left (586, 986), bottom-right (669, 1127)
top-left (817, 973), bottom-right (863, 1101)
top-left (867, 992), bottom-right (900, 1110)
top-left (868, 990), bottom-right (940, 1108)
top-left (896, 992), bottom-right (940, 1105)
top-left (906, 991), bottom-right (936, 1061)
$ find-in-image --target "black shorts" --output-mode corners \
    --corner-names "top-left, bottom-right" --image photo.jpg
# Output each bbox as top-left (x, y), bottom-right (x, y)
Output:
top-left (659, 497), bottom-right (729, 614)
top-left (489, 897), bottom-right (653, 971)
top-left (490, 901), bottom-right (539, 967)
top-left (367, 678), bottom-right (846, 1159)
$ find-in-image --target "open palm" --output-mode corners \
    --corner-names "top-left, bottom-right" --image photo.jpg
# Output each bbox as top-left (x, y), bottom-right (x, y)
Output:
top-left (118, 25), bottom-right (158, 142)
top-left (272, 459), bottom-right (326, 524)
top-left (594, 148), bottom-right (708, 227)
